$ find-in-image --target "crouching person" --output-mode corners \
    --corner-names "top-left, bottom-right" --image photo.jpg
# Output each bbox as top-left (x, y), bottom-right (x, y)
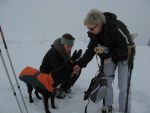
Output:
top-left (40, 33), bottom-right (81, 99)
top-left (19, 49), bottom-right (82, 113)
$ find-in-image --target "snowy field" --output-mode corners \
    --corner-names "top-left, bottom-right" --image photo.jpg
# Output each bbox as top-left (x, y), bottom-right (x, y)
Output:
top-left (0, 38), bottom-right (150, 113)
top-left (0, 0), bottom-right (150, 113)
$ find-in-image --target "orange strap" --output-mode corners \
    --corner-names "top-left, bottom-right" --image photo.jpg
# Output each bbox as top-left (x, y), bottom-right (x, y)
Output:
top-left (19, 66), bottom-right (39, 77)
top-left (37, 73), bottom-right (54, 92)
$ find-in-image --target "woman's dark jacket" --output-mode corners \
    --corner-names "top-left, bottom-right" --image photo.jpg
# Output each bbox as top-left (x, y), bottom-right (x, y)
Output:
top-left (40, 38), bottom-right (69, 74)
top-left (77, 12), bottom-right (130, 68)
top-left (40, 47), bottom-right (65, 74)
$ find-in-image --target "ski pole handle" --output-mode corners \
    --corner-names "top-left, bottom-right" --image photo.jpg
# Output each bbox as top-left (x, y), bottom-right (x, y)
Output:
top-left (0, 25), bottom-right (7, 49)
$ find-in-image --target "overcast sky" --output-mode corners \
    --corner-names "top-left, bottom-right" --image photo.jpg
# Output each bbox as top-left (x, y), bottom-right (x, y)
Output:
top-left (0, 0), bottom-right (150, 45)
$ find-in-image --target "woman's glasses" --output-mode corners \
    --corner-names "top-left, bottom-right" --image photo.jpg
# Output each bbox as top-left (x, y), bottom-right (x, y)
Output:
top-left (88, 25), bottom-right (97, 31)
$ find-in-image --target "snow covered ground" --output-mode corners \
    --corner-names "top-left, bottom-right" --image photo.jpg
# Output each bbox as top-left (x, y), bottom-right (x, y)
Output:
top-left (0, 38), bottom-right (150, 113)
top-left (0, 0), bottom-right (150, 113)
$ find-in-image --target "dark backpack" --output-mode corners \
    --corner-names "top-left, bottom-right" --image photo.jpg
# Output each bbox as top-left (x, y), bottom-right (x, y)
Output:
top-left (104, 12), bottom-right (136, 68)
top-left (84, 68), bottom-right (107, 103)
top-left (83, 67), bottom-right (107, 113)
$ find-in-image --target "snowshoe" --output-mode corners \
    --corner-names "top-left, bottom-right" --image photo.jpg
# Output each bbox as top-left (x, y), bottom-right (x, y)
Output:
top-left (56, 90), bottom-right (66, 99)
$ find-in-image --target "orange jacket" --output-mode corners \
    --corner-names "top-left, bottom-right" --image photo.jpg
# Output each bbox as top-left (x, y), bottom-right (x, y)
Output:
top-left (19, 66), bottom-right (54, 92)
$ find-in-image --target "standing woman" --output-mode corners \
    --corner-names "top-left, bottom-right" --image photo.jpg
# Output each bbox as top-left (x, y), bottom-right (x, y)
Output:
top-left (74, 9), bottom-right (135, 113)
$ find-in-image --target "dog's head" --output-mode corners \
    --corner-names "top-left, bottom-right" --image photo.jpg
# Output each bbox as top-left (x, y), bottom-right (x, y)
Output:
top-left (51, 49), bottom-right (82, 83)
top-left (61, 49), bottom-right (82, 74)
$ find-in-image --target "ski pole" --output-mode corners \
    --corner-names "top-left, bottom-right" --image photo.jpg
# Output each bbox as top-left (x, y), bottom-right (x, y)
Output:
top-left (0, 48), bottom-right (23, 113)
top-left (125, 62), bottom-right (133, 113)
top-left (124, 47), bottom-right (135, 113)
top-left (0, 26), bottom-right (29, 113)
top-left (124, 68), bottom-right (132, 113)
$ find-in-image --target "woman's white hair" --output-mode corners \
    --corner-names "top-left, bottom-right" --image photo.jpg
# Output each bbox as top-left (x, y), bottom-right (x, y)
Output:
top-left (84, 9), bottom-right (106, 26)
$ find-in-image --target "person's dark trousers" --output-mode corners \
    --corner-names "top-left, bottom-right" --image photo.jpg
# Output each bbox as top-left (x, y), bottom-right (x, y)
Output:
top-left (60, 70), bottom-right (81, 92)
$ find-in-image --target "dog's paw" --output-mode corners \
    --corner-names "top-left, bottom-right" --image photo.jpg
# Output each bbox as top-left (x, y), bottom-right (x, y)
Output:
top-left (40, 97), bottom-right (43, 100)
top-left (52, 106), bottom-right (57, 109)
top-left (29, 99), bottom-right (34, 103)
top-left (46, 110), bottom-right (51, 113)
top-left (37, 96), bottom-right (43, 100)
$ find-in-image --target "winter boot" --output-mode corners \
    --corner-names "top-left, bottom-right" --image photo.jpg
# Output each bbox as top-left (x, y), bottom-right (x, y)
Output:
top-left (66, 88), bottom-right (72, 94)
top-left (101, 106), bottom-right (112, 113)
top-left (56, 89), bottom-right (67, 99)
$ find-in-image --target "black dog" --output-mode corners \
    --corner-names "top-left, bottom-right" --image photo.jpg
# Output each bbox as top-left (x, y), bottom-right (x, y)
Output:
top-left (19, 49), bottom-right (82, 113)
